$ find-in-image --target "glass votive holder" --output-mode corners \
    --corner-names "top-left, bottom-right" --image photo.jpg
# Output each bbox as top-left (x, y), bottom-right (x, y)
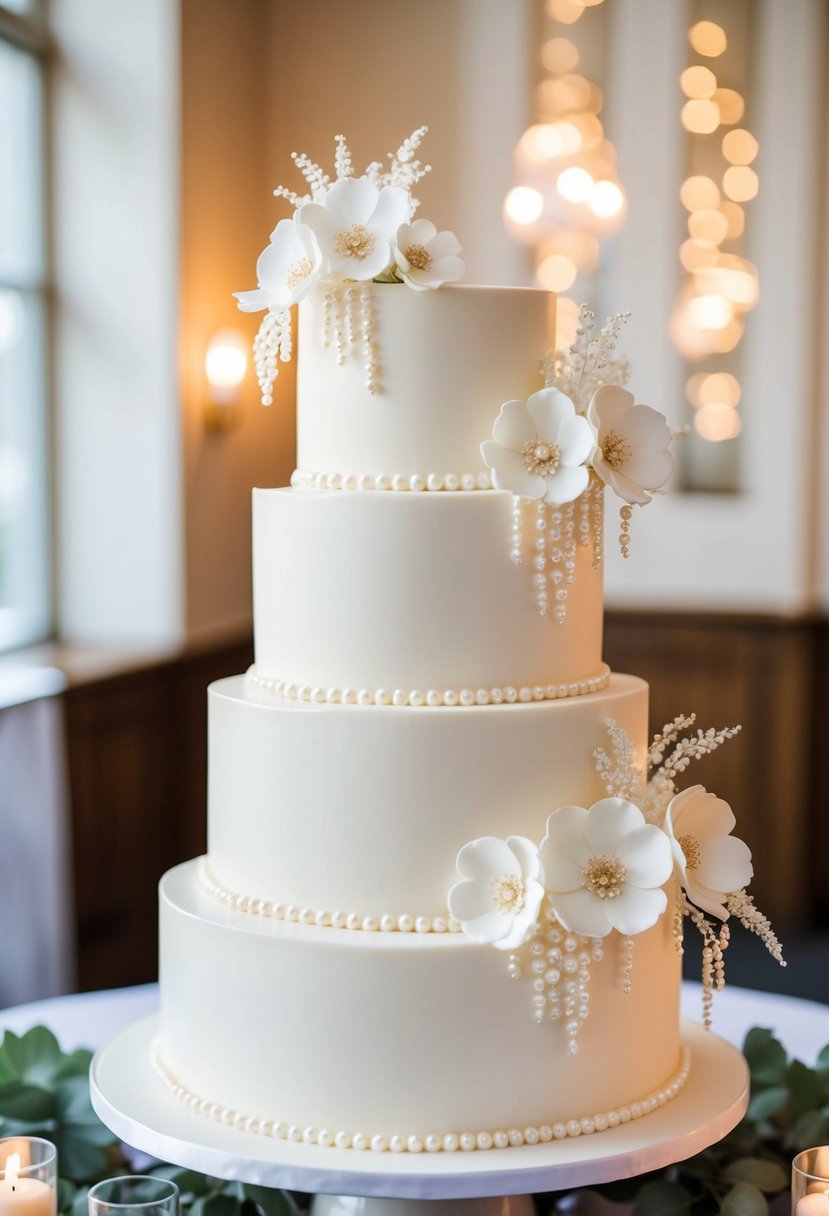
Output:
top-left (793, 1147), bottom-right (829, 1212)
top-left (0, 1137), bottom-right (58, 1216)
top-left (88, 1178), bottom-right (179, 1216)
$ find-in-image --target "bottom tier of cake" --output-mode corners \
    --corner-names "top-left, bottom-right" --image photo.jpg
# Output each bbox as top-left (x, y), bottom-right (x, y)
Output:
top-left (158, 861), bottom-right (684, 1150)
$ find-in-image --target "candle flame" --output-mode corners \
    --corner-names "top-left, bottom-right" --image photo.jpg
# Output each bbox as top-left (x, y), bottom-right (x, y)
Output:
top-left (5, 1153), bottom-right (20, 1189)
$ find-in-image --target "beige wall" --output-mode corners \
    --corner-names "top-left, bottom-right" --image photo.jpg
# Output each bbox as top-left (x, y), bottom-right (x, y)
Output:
top-left (180, 0), bottom-right (296, 643)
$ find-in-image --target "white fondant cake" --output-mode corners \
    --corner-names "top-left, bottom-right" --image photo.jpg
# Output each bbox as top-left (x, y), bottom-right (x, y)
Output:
top-left (156, 132), bottom-right (778, 1154)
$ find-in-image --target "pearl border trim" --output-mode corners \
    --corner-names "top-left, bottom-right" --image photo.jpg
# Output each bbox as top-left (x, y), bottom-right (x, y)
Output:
top-left (291, 469), bottom-right (493, 493)
top-left (153, 1041), bottom-right (691, 1154)
top-left (247, 664), bottom-right (612, 707)
top-left (200, 860), bottom-right (461, 935)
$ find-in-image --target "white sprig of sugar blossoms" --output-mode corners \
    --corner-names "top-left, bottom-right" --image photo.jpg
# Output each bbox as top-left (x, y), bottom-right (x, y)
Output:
top-left (234, 128), bottom-right (465, 403)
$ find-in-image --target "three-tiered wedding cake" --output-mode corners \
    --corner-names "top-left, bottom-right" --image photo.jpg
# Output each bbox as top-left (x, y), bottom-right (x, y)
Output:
top-left (153, 131), bottom-right (777, 1156)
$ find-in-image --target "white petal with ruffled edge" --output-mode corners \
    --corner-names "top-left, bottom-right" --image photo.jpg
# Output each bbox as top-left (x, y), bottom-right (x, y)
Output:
top-left (551, 888), bottom-right (614, 937)
top-left (615, 824), bottom-right (674, 888)
top-left (481, 443), bottom-right (546, 499)
top-left (543, 463), bottom-right (589, 506)
top-left (695, 835), bottom-right (753, 893)
top-left (456, 836), bottom-right (521, 883)
top-left (584, 798), bottom-right (646, 856)
top-left (604, 885), bottom-right (667, 936)
top-left (526, 387), bottom-right (576, 443)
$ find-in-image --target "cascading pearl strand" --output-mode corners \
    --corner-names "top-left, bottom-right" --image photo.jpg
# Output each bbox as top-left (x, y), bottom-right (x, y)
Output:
top-left (532, 500), bottom-right (548, 616)
top-left (619, 504), bottom-right (633, 559)
top-left (591, 478), bottom-right (604, 569)
top-left (529, 934), bottom-right (546, 1025)
top-left (333, 284), bottom-right (346, 366)
top-left (578, 486), bottom-right (592, 550)
top-left (619, 936), bottom-right (635, 994)
top-left (322, 287), bottom-right (335, 348)
top-left (359, 283), bottom-right (379, 394)
top-left (253, 307), bottom-right (291, 405)
top-left (510, 497), bottom-right (523, 564)
top-left (557, 501), bottom-right (577, 624)
top-left (343, 284), bottom-right (357, 353)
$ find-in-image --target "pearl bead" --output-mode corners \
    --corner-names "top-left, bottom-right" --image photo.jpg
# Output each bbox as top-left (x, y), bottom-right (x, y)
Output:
top-left (524, 1127), bottom-right (539, 1145)
top-left (398, 913), bottom-right (414, 932)
top-left (553, 1122), bottom-right (568, 1139)
top-left (427, 473), bottom-right (443, 491)
top-left (302, 1127), bottom-right (318, 1145)
top-left (370, 1134), bottom-right (387, 1152)
top-left (409, 474), bottom-right (426, 492)
top-left (407, 1135), bottom-right (424, 1153)
top-left (519, 687), bottom-right (532, 702)
top-left (581, 1118), bottom-right (595, 1135)
top-left (357, 689), bottom-right (374, 706)
top-left (443, 1133), bottom-right (459, 1152)
top-left (376, 475), bottom-right (391, 491)
top-left (389, 1134), bottom-right (405, 1153)
top-left (392, 690), bottom-right (409, 706)
top-left (445, 474), bottom-right (460, 491)
top-left (477, 472), bottom-right (491, 489)
top-left (508, 1129), bottom-right (524, 1147)
top-left (475, 688), bottom-right (490, 705)
top-left (380, 914), bottom-right (394, 932)
top-left (375, 688), bottom-right (391, 705)
top-left (352, 1131), bottom-right (369, 1151)
top-left (460, 689), bottom-right (475, 706)
top-left (415, 916), bottom-right (431, 933)
top-left (357, 474), bottom-right (373, 491)
top-left (459, 1132), bottom-right (475, 1151)
top-left (343, 473), bottom-right (357, 490)
top-left (476, 1132), bottom-right (493, 1150)
top-left (425, 1134), bottom-right (442, 1152)
top-left (362, 916), bottom-right (378, 932)
top-left (335, 1131), bottom-right (352, 1149)
top-left (426, 690), bottom-right (442, 707)
top-left (288, 1124), bottom-right (303, 1142)
top-left (346, 912), bottom-right (361, 930)
top-left (566, 1119), bottom-right (581, 1137)
top-left (461, 474), bottom-right (476, 491)
top-left (409, 690), bottom-right (424, 707)
top-left (443, 690), bottom-right (459, 706)
top-left (493, 1130), bottom-right (509, 1149)
top-left (392, 474), bottom-right (408, 491)
top-left (432, 917), bottom-right (446, 933)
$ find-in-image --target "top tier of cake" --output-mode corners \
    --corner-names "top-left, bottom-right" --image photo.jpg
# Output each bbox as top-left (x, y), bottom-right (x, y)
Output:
top-left (296, 283), bottom-right (553, 480)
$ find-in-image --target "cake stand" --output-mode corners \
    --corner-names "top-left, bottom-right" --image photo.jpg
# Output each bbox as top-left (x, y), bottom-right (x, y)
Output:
top-left (91, 1015), bottom-right (748, 1216)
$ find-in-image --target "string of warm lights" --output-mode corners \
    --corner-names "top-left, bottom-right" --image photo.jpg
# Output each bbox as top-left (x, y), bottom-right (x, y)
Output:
top-left (670, 17), bottom-right (759, 444)
top-left (504, 0), bottom-right (621, 346)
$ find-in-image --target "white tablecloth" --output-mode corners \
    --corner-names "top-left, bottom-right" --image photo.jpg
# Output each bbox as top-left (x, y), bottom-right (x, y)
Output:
top-left (1, 981), bottom-right (828, 1063)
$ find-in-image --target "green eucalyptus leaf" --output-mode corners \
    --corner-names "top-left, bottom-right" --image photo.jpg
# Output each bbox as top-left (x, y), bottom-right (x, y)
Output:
top-left (71, 1187), bottom-right (90, 1216)
top-left (201, 1194), bottom-right (244, 1216)
top-left (743, 1029), bottom-right (788, 1087)
top-left (723, 1158), bottom-right (788, 1193)
top-left (49, 1126), bottom-right (112, 1184)
top-left (747, 1086), bottom-right (789, 1122)
top-left (57, 1177), bottom-right (77, 1215)
top-left (54, 1050), bottom-right (94, 1083)
top-left (815, 1042), bottom-right (829, 1079)
top-left (0, 1080), bottom-right (55, 1121)
top-left (786, 1059), bottom-right (825, 1119)
top-left (792, 1109), bottom-right (829, 1150)
top-left (54, 1076), bottom-right (118, 1146)
top-left (633, 1180), bottom-right (693, 1213)
top-left (148, 1167), bottom-right (213, 1200)
top-left (242, 1185), bottom-right (299, 1216)
top-left (720, 1182), bottom-right (768, 1216)
top-left (1, 1028), bottom-right (65, 1087)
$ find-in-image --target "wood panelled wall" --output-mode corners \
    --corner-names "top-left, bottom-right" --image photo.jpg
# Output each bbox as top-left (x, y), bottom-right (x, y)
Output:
top-left (62, 617), bottom-right (826, 992)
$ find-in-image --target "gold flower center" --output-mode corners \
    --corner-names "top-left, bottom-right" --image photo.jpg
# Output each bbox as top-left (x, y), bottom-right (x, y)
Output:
top-left (521, 440), bottom-right (561, 476)
top-left (677, 833), bottom-right (702, 870)
top-left (602, 430), bottom-right (632, 470)
top-left (491, 874), bottom-right (526, 914)
top-left (583, 855), bottom-right (627, 899)
top-left (405, 243), bottom-right (433, 271)
top-left (285, 258), bottom-right (312, 289)
top-left (335, 224), bottom-right (376, 259)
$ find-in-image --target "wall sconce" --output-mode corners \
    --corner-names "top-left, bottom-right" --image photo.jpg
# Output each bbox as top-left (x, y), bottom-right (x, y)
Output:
top-left (204, 329), bottom-right (247, 432)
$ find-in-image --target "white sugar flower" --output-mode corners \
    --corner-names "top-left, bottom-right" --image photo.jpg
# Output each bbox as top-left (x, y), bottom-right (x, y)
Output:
top-left (481, 388), bottom-right (595, 506)
top-left (587, 385), bottom-right (673, 506)
top-left (393, 219), bottom-right (464, 290)
top-left (234, 218), bottom-right (323, 312)
top-left (665, 785), bottom-right (753, 920)
top-left (448, 835), bottom-right (545, 951)
top-left (298, 176), bottom-right (409, 282)
top-left (540, 799), bottom-right (673, 938)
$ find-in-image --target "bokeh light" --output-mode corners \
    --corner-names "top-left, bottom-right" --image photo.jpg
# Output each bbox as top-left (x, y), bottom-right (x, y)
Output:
top-left (723, 165), bottom-right (759, 202)
top-left (687, 294), bottom-right (733, 331)
top-left (699, 372), bottom-right (742, 406)
top-left (713, 88), bottom-right (744, 124)
top-left (680, 175), bottom-right (720, 211)
top-left (695, 403), bottom-right (742, 441)
top-left (541, 37), bottom-right (579, 74)
top-left (722, 129), bottom-right (759, 165)
top-left (536, 252), bottom-right (578, 292)
top-left (587, 179), bottom-right (624, 218)
top-left (689, 20), bottom-right (727, 57)
top-left (680, 239), bottom-right (718, 272)
top-left (504, 186), bottom-right (544, 225)
top-left (555, 296), bottom-right (582, 347)
top-left (557, 166), bottom-right (594, 202)
top-left (681, 99), bottom-right (720, 134)
top-left (688, 209), bottom-right (728, 245)
top-left (680, 65), bottom-right (717, 99)
top-left (719, 200), bottom-right (745, 239)
top-left (546, 0), bottom-right (585, 24)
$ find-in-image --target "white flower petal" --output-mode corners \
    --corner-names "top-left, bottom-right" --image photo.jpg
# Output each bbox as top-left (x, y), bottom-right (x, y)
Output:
top-left (491, 400), bottom-right (536, 450)
top-left (406, 217), bottom-right (437, 245)
top-left (617, 403), bottom-right (672, 447)
top-left (588, 385), bottom-right (635, 434)
top-left (527, 387), bottom-right (575, 443)
top-left (456, 836), bottom-right (520, 882)
top-left (696, 835), bottom-right (753, 894)
top-left (448, 879), bottom-right (496, 923)
top-left (296, 202), bottom-right (339, 249)
top-left (506, 835), bottom-right (543, 883)
top-left (234, 288), bottom-right (272, 313)
top-left (604, 884), bottom-right (667, 935)
top-left (615, 824), bottom-right (674, 888)
top-left (482, 444), bottom-right (546, 499)
top-left (327, 240), bottom-right (393, 282)
top-left (426, 230), bottom-right (462, 259)
top-left (495, 893), bottom-right (543, 951)
top-left (683, 876), bottom-right (729, 921)
top-left (543, 463), bottom-right (589, 506)
top-left (584, 798), bottom-right (645, 855)
top-left (667, 787), bottom-right (736, 841)
top-left (324, 175), bottom-right (379, 226)
top-left (461, 909), bottom-right (515, 945)
top-left (622, 449), bottom-right (674, 493)
top-left (541, 805), bottom-right (591, 867)
top-left (543, 851), bottom-right (586, 895)
top-left (551, 888), bottom-right (612, 937)
top-left (592, 458), bottom-right (652, 506)
top-left (369, 185), bottom-right (410, 240)
top-left (430, 254), bottom-right (465, 284)
top-left (558, 415), bottom-right (597, 467)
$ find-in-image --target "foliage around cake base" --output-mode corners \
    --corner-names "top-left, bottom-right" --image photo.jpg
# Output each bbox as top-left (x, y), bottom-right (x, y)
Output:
top-left (0, 1024), bottom-right (825, 1216)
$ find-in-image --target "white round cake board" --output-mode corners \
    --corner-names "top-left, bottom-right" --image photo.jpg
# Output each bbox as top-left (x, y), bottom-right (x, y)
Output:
top-left (91, 1015), bottom-right (748, 1201)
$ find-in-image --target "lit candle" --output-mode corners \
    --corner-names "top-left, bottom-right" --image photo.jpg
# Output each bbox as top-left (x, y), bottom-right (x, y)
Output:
top-left (798, 1192), bottom-right (829, 1214)
top-left (0, 1154), bottom-right (55, 1216)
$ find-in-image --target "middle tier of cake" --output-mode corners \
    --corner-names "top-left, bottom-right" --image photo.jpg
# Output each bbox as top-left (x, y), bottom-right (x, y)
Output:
top-left (253, 486), bottom-right (606, 695)
top-left (206, 672), bottom-right (647, 924)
